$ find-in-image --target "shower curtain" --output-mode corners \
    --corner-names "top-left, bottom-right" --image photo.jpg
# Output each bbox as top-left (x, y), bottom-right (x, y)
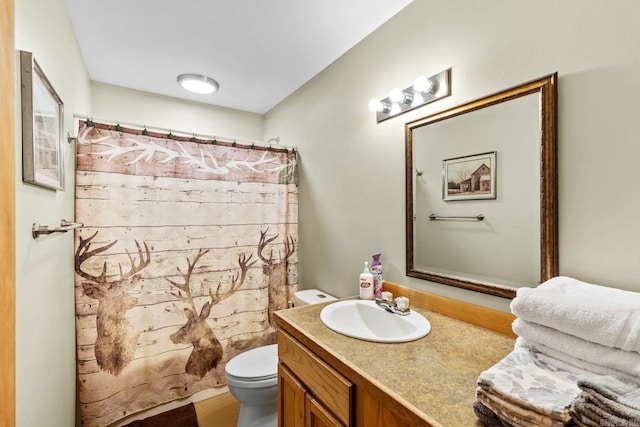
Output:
top-left (73, 122), bottom-right (298, 426)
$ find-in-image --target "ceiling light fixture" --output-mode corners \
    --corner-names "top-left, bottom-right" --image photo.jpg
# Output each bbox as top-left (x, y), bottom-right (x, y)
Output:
top-left (368, 68), bottom-right (451, 123)
top-left (177, 74), bottom-right (220, 95)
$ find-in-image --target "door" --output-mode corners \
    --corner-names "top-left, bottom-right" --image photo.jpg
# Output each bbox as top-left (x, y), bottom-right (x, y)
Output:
top-left (279, 364), bottom-right (305, 427)
top-left (0, 0), bottom-right (16, 426)
top-left (306, 395), bottom-right (344, 427)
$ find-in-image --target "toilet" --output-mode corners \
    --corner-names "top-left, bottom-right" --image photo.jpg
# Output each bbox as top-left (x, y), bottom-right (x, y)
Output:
top-left (225, 289), bottom-right (336, 427)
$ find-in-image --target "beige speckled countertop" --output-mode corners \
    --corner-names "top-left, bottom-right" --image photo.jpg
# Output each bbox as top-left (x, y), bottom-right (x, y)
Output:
top-left (275, 297), bottom-right (516, 426)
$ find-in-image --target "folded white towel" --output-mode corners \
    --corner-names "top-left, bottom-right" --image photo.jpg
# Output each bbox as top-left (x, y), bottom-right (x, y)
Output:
top-left (513, 319), bottom-right (640, 379)
top-left (510, 276), bottom-right (640, 353)
top-left (516, 337), bottom-right (637, 380)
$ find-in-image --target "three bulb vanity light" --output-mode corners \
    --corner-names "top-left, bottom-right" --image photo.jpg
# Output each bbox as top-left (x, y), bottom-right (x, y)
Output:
top-left (368, 68), bottom-right (451, 123)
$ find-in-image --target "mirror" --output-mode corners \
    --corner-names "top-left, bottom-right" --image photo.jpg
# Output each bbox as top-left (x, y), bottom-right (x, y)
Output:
top-left (405, 74), bottom-right (557, 298)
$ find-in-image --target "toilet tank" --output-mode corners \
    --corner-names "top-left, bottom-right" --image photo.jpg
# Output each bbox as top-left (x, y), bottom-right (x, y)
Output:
top-left (292, 289), bottom-right (336, 306)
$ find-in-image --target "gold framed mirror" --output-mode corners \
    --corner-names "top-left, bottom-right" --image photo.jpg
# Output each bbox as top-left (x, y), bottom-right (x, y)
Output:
top-left (405, 74), bottom-right (557, 298)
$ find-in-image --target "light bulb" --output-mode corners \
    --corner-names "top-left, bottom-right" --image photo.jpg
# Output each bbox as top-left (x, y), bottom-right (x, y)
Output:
top-left (413, 76), bottom-right (434, 93)
top-left (389, 88), bottom-right (406, 103)
top-left (368, 99), bottom-right (383, 112)
top-left (368, 99), bottom-right (390, 113)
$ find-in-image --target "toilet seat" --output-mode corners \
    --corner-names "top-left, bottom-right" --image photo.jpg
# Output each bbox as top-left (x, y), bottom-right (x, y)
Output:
top-left (225, 344), bottom-right (278, 382)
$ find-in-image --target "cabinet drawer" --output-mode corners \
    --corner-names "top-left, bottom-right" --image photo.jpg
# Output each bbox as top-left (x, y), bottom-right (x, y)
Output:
top-left (278, 330), bottom-right (353, 426)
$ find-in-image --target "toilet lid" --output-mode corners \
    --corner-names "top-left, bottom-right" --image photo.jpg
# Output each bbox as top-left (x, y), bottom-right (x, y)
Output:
top-left (225, 344), bottom-right (278, 381)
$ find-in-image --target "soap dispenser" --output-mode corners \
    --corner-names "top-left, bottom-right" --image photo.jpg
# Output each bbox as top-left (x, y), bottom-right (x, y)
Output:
top-left (359, 261), bottom-right (374, 300)
top-left (371, 253), bottom-right (382, 298)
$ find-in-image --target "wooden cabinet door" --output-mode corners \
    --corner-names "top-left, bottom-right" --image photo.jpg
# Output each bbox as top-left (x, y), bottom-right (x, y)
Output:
top-left (278, 331), bottom-right (353, 425)
top-left (279, 363), bottom-right (306, 427)
top-left (306, 395), bottom-right (345, 427)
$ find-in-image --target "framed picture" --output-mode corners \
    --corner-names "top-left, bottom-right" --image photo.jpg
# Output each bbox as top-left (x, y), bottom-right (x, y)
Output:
top-left (20, 50), bottom-right (65, 190)
top-left (443, 151), bottom-right (496, 201)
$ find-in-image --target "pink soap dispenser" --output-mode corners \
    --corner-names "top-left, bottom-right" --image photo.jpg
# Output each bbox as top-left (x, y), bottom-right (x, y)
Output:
top-left (371, 253), bottom-right (382, 298)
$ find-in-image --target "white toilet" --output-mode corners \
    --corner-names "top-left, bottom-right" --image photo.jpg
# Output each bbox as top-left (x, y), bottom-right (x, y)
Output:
top-left (225, 289), bottom-right (336, 427)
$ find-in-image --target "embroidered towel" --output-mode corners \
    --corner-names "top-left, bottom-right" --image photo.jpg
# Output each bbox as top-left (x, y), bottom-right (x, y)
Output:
top-left (510, 276), bottom-right (640, 353)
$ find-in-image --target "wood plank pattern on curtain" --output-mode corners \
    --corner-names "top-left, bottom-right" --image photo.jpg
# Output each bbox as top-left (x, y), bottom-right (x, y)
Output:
top-left (74, 123), bottom-right (298, 427)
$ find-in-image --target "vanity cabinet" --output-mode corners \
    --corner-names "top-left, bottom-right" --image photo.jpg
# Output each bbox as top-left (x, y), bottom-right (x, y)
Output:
top-left (275, 282), bottom-right (517, 427)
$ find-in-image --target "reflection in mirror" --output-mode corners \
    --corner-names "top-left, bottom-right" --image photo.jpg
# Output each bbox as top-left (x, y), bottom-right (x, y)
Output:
top-left (405, 75), bottom-right (557, 298)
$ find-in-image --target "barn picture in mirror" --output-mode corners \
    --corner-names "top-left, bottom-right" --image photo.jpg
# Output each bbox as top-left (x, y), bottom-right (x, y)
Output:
top-left (405, 74), bottom-right (557, 298)
top-left (443, 151), bottom-right (496, 201)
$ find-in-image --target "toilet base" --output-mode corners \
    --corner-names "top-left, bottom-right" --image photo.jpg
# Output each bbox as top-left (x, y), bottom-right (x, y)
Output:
top-left (237, 403), bottom-right (276, 427)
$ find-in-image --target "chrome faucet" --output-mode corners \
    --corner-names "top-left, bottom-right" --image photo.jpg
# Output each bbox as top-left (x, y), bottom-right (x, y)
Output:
top-left (375, 297), bottom-right (410, 316)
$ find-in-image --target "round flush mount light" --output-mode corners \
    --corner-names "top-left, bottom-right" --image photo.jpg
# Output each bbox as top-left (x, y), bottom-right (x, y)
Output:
top-left (177, 74), bottom-right (220, 94)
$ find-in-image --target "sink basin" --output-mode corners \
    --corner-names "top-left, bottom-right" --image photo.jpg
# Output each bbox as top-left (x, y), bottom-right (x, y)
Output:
top-left (319, 300), bottom-right (431, 343)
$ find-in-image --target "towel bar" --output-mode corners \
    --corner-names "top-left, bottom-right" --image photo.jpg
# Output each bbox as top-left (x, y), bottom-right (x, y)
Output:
top-left (32, 219), bottom-right (84, 239)
top-left (429, 214), bottom-right (484, 221)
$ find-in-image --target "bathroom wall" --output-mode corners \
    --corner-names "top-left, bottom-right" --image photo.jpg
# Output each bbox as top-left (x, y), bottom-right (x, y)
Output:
top-left (264, 0), bottom-right (640, 312)
top-left (14, 0), bottom-right (91, 425)
top-left (90, 81), bottom-right (264, 141)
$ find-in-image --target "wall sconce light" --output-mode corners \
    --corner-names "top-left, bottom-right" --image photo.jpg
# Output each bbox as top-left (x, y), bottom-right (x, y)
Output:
top-left (368, 68), bottom-right (451, 123)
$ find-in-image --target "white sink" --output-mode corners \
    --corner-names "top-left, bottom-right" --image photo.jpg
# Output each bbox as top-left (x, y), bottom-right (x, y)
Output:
top-left (319, 300), bottom-right (431, 343)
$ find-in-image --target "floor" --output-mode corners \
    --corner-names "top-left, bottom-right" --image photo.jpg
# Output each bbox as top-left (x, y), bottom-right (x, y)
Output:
top-left (195, 392), bottom-right (241, 427)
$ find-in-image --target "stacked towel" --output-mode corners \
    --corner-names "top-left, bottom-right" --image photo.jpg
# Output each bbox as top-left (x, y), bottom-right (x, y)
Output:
top-left (473, 276), bottom-right (640, 427)
top-left (474, 345), bottom-right (583, 426)
top-left (512, 320), bottom-right (640, 378)
top-left (570, 375), bottom-right (640, 426)
top-left (510, 276), bottom-right (640, 353)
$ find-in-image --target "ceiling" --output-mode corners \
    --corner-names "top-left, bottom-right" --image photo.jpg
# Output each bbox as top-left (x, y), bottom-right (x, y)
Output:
top-left (65, 0), bottom-right (413, 115)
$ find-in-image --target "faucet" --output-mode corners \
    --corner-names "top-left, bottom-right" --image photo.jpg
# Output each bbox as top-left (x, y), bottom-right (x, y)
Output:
top-left (375, 297), bottom-right (410, 316)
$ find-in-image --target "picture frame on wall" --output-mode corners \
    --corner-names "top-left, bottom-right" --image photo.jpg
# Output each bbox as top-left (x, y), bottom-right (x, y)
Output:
top-left (443, 151), bottom-right (496, 201)
top-left (20, 50), bottom-right (65, 191)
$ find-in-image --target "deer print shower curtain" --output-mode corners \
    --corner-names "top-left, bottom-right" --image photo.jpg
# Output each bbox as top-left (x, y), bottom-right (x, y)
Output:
top-left (73, 122), bottom-right (298, 426)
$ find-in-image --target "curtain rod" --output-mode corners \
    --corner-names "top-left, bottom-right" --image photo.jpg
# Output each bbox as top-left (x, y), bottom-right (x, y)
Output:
top-left (71, 113), bottom-right (294, 151)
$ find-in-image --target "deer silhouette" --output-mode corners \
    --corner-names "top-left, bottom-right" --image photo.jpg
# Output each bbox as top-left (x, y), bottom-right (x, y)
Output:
top-left (258, 228), bottom-right (295, 326)
top-left (75, 231), bottom-right (151, 376)
top-left (169, 249), bottom-right (255, 378)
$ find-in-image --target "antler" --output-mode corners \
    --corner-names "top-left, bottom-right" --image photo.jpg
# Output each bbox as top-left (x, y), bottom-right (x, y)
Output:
top-left (120, 240), bottom-right (151, 280)
top-left (258, 228), bottom-right (295, 264)
top-left (283, 235), bottom-right (295, 262)
top-left (212, 252), bottom-right (256, 305)
top-left (75, 231), bottom-right (118, 283)
top-left (75, 231), bottom-right (151, 284)
top-left (169, 250), bottom-right (255, 319)
top-left (168, 248), bottom-right (210, 313)
top-left (258, 228), bottom-right (279, 264)
top-left (230, 253), bottom-right (255, 293)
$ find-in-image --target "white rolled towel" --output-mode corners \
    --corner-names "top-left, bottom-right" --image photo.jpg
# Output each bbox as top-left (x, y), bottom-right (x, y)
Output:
top-left (513, 318), bottom-right (640, 379)
top-left (510, 276), bottom-right (640, 353)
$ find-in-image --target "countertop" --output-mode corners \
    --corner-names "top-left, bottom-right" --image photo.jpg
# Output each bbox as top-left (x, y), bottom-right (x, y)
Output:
top-left (275, 296), bottom-right (516, 426)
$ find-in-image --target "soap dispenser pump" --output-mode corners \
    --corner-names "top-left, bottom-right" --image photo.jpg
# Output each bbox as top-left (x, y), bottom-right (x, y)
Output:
top-left (359, 261), bottom-right (374, 300)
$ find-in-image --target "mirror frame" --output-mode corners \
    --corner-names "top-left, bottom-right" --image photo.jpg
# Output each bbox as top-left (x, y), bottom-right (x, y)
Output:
top-left (405, 74), bottom-right (557, 298)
